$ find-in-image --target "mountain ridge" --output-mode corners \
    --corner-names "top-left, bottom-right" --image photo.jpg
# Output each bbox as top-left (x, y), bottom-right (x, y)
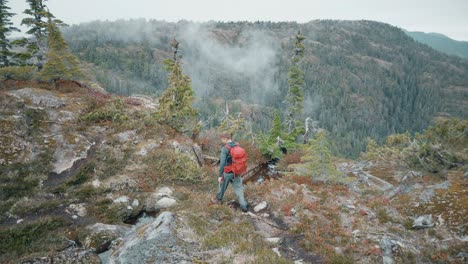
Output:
top-left (62, 19), bottom-right (468, 157)
top-left (406, 30), bottom-right (468, 59)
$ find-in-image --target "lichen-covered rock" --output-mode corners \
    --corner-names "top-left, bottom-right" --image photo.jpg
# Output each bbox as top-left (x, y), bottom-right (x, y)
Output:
top-left (9, 88), bottom-right (66, 109)
top-left (145, 187), bottom-right (177, 212)
top-left (21, 248), bottom-right (100, 264)
top-left (104, 212), bottom-right (193, 264)
top-left (0, 115), bottom-right (32, 165)
top-left (412, 215), bottom-right (434, 229)
top-left (66, 203), bottom-right (87, 217)
top-left (254, 201), bottom-right (268, 212)
top-left (82, 223), bottom-right (130, 253)
top-left (51, 134), bottom-right (93, 174)
top-left (52, 248), bottom-right (100, 264)
top-left (137, 141), bottom-right (160, 156)
top-left (102, 174), bottom-right (138, 191)
top-left (116, 130), bottom-right (137, 143)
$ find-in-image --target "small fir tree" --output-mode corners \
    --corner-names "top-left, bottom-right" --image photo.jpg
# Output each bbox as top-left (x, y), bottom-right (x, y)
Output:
top-left (39, 17), bottom-right (82, 81)
top-left (0, 0), bottom-right (19, 67)
top-left (268, 110), bottom-right (283, 143)
top-left (301, 130), bottom-right (339, 181)
top-left (285, 31), bottom-right (306, 137)
top-left (157, 39), bottom-right (197, 131)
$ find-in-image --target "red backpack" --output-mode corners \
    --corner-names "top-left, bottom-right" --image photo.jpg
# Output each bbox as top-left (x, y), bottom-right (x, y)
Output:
top-left (223, 144), bottom-right (247, 176)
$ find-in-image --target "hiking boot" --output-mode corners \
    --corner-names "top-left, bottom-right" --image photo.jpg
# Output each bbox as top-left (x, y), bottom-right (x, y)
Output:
top-left (210, 197), bottom-right (222, 205)
top-left (241, 206), bottom-right (248, 213)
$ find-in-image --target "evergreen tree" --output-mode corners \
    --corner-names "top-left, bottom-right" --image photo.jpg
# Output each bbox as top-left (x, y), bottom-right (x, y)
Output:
top-left (157, 39), bottom-right (197, 131)
top-left (301, 130), bottom-right (338, 181)
top-left (285, 31), bottom-right (306, 136)
top-left (268, 110), bottom-right (283, 143)
top-left (39, 17), bottom-right (82, 81)
top-left (21, 0), bottom-right (63, 66)
top-left (0, 0), bottom-right (19, 66)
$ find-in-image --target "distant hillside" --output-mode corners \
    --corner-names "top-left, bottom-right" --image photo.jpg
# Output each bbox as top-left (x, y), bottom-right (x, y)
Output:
top-left (406, 31), bottom-right (468, 59)
top-left (62, 20), bottom-right (468, 157)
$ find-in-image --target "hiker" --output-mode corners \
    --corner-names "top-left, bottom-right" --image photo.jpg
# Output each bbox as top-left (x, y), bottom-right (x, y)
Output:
top-left (211, 132), bottom-right (248, 212)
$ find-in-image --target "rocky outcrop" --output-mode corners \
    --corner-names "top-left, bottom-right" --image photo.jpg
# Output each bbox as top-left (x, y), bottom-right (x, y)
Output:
top-left (9, 88), bottom-right (66, 109)
top-left (81, 223), bottom-right (131, 253)
top-left (102, 212), bottom-right (193, 264)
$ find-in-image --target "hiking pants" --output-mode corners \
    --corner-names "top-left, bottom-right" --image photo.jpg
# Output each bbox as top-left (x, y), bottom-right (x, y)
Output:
top-left (216, 172), bottom-right (247, 210)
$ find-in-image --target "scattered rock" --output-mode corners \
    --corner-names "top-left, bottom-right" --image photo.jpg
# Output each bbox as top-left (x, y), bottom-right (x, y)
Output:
top-left (116, 130), bottom-right (137, 143)
top-left (290, 208), bottom-right (297, 216)
top-left (381, 237), bottom-right (397, 264)
top-left (412, 215), bottom-right (434, 229)
top-left (352, 229), bottom-right (361, 237)
top-left (155, 197), bottom-right (177, 209)
top-left (137, 141), bottom-right (160, 156)
top-left (102, 174), bottom-right (138, 191)
top-left (113, 196), bottom-right (130, 204)
top-left (455, 252), bottom-right (468, 261)
top-left (254, 201), bottom-right (268, 212)
top-left (131, 199), bottom-right (139, 207)
top-left (66, 203), bottom-right (87, 217)
top-left (154, 186), bottom-right (173, 198)
top-left (92, 179), bottom-right (101, 188)
top-left (104, 212), bottom-right (193, 263)
top-left (265, 237), bottom-right (281, 244)
top-left (145, 187), bottom-right (178, 212)
top-left (272, 247), bottom-right (281, 257)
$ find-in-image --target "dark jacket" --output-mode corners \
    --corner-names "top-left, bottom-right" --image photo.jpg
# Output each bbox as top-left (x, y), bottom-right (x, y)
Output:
top-left (219, 141), bottom-right (237, 178)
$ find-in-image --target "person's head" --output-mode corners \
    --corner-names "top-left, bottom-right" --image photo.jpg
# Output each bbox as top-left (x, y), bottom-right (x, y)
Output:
top-left (219, 132), bottom-right (232, 144)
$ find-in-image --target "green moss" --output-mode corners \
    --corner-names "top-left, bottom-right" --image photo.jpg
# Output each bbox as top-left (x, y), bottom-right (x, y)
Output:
top-left (95, 146), bottom-right (131, 180)
top-left (139, 149), bottom-right (206, 189)
top-left (203, 219), bottom-right (284, 258)
top-left (0, 217), bottom-right (69, 260)
top-left (66, 162), bottom-right (95, 186)
top-left (72, 184), bottom-right (109, 201)
top-left (0, 66), bottom-right (37, 81)
top-left (254, 248), bottom-right (293, 264)
top-left (329, 254), bottom-right (354, 264)
top-left (188, 214), bottom-right (211, 237)
top-left (89, 198), bottom-right (133, 224)
top-left (10, 199), bottom-right (63, 217)
top-left (376, 208), bottom-right (391, 224)
top-left (403, 218), bottom-right (413, 230)
top-left (80, 98), bottom-right (127, 123)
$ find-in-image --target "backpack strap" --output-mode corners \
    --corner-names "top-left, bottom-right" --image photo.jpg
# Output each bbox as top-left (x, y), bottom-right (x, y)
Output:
top-left (223, 144), bottom-right (233, 173)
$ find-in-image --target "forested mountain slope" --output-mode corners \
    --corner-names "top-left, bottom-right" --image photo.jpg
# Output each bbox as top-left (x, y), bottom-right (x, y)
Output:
top-left (406, 31), bottom-right (468, 59)
top-left (63, 19), bottom-right (468, 157)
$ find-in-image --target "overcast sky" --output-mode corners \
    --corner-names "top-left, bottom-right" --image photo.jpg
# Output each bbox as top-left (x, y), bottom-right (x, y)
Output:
top-left (9, 0), bottom-right (468, 41)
